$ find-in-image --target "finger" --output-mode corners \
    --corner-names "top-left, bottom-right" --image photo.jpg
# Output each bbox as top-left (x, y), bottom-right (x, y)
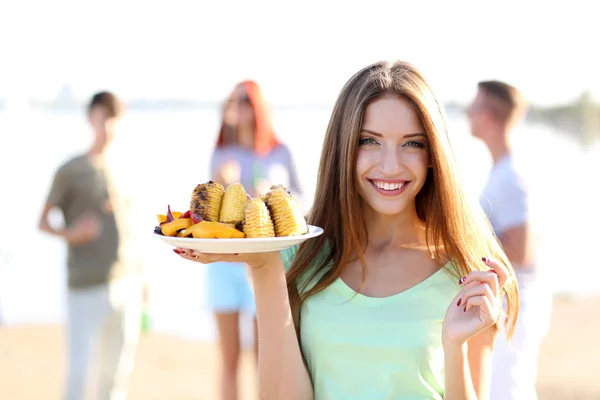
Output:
top-left (456, 282), bottom-right (495, 308)
top-left (173, 248), bottom-right (243, 264)
top-left (187, 250), bottom-right (240, 261)
top-left (459, 270), bottom-right (499, 296)
top-left (173, 248), bottom-right (203, 261)
top-left (464, 295), bottom-right (496, 324)
top-left (482, 257), bottom-right (510, 291)
top-left (175, 248), bottom-right (203, 257)
top-left (192, 253), bottom-right (228, 263)
top-left (450, 280), bottom-right (480, 305)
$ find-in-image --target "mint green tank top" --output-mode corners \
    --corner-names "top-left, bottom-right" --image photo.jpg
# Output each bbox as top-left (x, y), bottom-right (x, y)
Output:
top-left (281, 245), bottom-right (462, 400)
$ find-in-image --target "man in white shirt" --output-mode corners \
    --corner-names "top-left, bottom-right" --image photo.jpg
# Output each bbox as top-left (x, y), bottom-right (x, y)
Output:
top-left (469, 81), bottom-right (552, 400)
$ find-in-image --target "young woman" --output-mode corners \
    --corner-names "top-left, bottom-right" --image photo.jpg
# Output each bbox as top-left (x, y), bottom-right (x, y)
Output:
top-left (207, 80), bottom-right (302, 400)
top-left (178, 61), bottom-right (519, 399)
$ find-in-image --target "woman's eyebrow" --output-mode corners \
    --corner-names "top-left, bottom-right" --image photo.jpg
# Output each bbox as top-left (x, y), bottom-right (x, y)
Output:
top-left (361, 129), bottom-right (426, 139)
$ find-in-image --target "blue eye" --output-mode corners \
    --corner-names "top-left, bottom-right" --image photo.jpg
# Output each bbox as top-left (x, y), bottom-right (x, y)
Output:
top-left (403, 140), bottom-right (426, 149)
top-left (359, 137), bottom-right (379, 146)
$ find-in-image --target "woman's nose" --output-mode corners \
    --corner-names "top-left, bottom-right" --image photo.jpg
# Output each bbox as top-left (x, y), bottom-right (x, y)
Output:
top-left (379, 148), bottom-right (403, 176)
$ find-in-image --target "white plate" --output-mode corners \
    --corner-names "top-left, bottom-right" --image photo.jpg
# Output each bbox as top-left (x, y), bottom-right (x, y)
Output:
top-left (153, 225), bottom-right (324, 254)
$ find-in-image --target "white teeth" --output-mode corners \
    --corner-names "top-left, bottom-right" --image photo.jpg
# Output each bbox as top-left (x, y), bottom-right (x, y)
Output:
top-left (373, 181), bottom-right (405, 191)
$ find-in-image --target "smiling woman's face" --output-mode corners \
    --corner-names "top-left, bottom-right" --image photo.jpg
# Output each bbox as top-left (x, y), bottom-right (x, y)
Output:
top-left (355, 95), bottom-right (430, 218)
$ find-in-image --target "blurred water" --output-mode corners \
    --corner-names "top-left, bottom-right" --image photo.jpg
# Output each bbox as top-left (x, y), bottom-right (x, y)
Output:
top-left (0, 105), bottom-right (598, 342)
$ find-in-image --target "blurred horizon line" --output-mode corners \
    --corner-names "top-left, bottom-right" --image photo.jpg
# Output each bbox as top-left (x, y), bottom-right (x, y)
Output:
top-left (2, 94), bottom-right (598, 142)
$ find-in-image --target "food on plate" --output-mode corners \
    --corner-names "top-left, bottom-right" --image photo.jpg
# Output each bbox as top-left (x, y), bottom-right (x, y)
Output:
top-left (264, 184), bottom-right (308, 237)
top-left (191, 221), bottom-right (245, 239)
top-left (190, 181), bottom-right (225, 222)
top-left (219, 182), bottom-right (250, 224)
top-left (157, 211), bottom-right (182, 223)
top-left (243, 198), bottom-right (275, 238)
top-left (161, 218), bottom-right (193, 236)
top-left (176, 222), bottom-right (202, 238)
top-left (175, 221), bottom-right (242, 238)
top-left (154, 181), bottom-right (308, 239)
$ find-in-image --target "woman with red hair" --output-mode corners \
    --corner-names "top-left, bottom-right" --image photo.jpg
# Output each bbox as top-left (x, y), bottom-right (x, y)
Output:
top-left (207, 80), bottom-right (301, 400)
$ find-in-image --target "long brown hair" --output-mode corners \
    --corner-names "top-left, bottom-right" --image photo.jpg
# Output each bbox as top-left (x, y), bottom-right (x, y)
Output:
top-left (215, 80), bottom-right (280, 156)
top-left (286, 60), bottom-right (519, 340)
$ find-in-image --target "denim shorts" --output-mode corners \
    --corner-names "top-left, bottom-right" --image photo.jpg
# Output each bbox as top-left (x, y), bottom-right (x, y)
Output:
top-left (204, 262), bottom-right (256, 314)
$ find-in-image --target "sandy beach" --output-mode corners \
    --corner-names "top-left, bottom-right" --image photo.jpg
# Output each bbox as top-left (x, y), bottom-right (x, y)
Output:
top-left (1, 295), bottom-right (598, 400)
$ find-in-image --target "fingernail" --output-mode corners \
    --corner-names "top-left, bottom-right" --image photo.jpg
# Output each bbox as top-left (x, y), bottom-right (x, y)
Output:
top-left (457, 298), bottom-right (462, 306)
top-left (458, 276), bottom-right (467, 284)
top-left (482, 257), bottom-right (490, 263)
top-left (181, 251), bottom-right (187, 256)
top-left (463, 305), bottom-right (467, 312)
top-left (173, 249), bottom-right (181, 254)
top-left (490, 269), bottom-right (497, 275)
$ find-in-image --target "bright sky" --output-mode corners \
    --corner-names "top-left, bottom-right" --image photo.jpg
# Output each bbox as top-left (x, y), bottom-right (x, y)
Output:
top-left (1, 0), bottom-right (598, 106)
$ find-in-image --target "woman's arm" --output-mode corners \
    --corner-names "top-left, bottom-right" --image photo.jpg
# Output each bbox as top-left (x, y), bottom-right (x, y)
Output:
top-left (251, 258), bottom-right (314, 400)
top-left (443, 327), bottom-right (496, 400)
top-left (442, 258), bottom-right (508, 400)
top-left (443, 341), bottom-right (477, 400)
top-left (176, 250), bottom-right (313, 400)
top-left (467, 327), bottom-right (496, 399)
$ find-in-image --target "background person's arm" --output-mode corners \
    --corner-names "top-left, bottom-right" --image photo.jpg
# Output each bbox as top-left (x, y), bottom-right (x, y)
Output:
top-left (494, 175), bottom-right (535, 268)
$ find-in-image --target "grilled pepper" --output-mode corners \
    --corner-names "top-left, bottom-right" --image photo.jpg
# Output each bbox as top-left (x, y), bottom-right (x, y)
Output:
top-left (161, 218), bottom-right (193, 236)
top-left (191, 221), bottom-right (245, 239)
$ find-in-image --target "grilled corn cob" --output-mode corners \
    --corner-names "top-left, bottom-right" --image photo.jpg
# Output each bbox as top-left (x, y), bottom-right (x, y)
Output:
top-left (219, 183), bottom-right (250, 224)
top-left (243, 198), bottom-right (275, 238)
top-left (190, 181), bottom-right (225, 222)
top-left (264, 185), bottom-right (308, 237)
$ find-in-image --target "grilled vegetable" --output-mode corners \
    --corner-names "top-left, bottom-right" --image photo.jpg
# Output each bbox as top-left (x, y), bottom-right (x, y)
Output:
top-left (161, 218), bottom-right (194, 236)
top-left (157, 211), bottom-right (182, 224)
top-left (243, 198), bottom-right (275, 238)
top-left (219, 183), bottom-right (250, 224)
top-left (264, 185), bottom-right (308, 237)
top-left (190, 181), bottom-right (225, 222)
top-left (176, 222), bottom-right (203, 237)
top-left (191, 221), bottom-right (245, 238)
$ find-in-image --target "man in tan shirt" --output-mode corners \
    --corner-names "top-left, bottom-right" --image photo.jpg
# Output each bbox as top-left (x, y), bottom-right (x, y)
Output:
top-left (39, 92), bottom-right (143, 400)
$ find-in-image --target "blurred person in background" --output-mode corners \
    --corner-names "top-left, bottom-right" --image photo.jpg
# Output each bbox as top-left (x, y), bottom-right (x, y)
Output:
top-left (38, 91), bottom-right (144, 400)
top-left (206, 80), bottom-right (302, 400)
top-left (469, 81), bottom-right (552, 400)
